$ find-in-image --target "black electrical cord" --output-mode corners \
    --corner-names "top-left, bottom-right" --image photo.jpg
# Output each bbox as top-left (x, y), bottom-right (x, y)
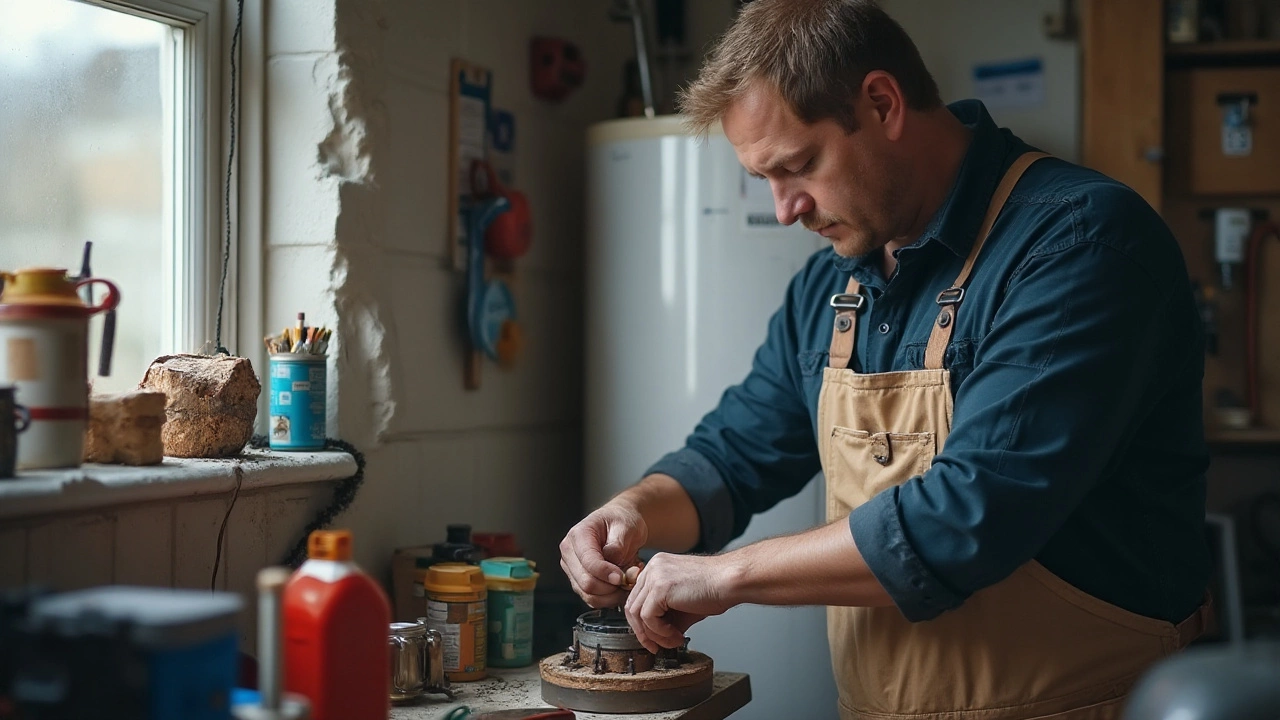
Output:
top-left (203, 0), bottom-right (367, 583)
top-left (210, 467), bottom-right (244, 592)
top-left (214, 0), bottom-right (245, 356)
top-left (206, 0), bottom-right (246, 594)
top-left (248, 435), bottom-right (368, 568)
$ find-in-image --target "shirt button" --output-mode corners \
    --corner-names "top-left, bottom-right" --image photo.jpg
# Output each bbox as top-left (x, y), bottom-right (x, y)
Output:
top-left (878, 323), bottom-right (891, 334)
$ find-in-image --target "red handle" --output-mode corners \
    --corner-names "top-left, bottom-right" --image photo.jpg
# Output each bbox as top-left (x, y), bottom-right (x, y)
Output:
top-left (74, 278), bottom-right (120, 315)
top-left (470, 159), bottom-right (506, 198)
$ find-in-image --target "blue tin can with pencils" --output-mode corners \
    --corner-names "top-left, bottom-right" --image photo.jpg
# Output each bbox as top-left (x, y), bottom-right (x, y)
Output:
top-left (268, 354), bottom-right (326, 451)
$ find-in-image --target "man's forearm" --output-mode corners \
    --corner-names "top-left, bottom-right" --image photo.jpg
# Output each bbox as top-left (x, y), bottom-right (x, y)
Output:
top-left (612, 474), bottom-right (701, 553)
top-left (720, 517), bottom-right (894, 608)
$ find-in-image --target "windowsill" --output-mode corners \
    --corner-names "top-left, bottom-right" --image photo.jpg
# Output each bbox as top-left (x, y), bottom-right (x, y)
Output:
top-left (0, 449), bottom-right (356, 520)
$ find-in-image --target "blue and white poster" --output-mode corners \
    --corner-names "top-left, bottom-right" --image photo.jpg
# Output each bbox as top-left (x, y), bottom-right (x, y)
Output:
top-left (972, 57), bottom-right (1046, 110)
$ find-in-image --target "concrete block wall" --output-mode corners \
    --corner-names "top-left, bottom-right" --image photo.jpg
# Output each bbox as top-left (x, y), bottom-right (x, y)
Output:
top-left (261, 0), bottom-right (642, 593)
top-left (1, 0), bottom-right (645, 656)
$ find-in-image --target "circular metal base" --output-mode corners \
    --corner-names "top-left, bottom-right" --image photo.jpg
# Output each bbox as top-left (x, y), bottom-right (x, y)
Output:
top-left (539, 651), bottom-right (715, 714)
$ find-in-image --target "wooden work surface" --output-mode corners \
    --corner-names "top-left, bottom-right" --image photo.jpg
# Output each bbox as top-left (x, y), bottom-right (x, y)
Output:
top-left (390, 666), bottom-right (751, 720)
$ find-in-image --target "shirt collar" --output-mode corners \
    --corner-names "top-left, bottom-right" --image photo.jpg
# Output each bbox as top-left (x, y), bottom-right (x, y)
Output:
top-left (832, 99), bottom-right (1018, 276)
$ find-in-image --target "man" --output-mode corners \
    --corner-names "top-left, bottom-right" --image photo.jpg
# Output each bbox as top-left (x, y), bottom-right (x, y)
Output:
top-left (560, 1), bottom-right (1212, 717)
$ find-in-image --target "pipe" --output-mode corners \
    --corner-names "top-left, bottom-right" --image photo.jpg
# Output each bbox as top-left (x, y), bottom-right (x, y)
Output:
top-left (612, 0), bottom-right (656, 118)
top-left (257, 566), bottom-right (292, 710)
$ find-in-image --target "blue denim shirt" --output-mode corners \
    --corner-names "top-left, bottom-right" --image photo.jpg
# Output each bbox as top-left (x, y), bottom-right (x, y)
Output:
top-left (648, 100), bottom-right (1210, 624)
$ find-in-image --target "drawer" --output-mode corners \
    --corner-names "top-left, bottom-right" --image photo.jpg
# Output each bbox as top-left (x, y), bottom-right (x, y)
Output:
top-left (1167, 67), bottom-right (1280, 195)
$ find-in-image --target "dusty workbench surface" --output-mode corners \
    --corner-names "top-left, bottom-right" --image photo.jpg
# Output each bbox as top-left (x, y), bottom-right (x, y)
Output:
top-left (390, 665), bottom-right (751, 720)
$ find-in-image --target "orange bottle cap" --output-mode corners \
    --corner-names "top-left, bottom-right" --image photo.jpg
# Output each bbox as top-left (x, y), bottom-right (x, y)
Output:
top-left (424, 564), bottom-right (486, 595)
top-left (308, 529), bottom-right (353, 561)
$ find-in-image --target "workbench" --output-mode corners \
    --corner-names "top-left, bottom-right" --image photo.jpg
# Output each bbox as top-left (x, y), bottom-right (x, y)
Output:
top-left (390, 666), bottom-right (751, 720)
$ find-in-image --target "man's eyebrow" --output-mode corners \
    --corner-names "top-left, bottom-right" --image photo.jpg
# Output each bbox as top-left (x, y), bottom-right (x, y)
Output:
top-left (747, 151), bottom-right (805, 179)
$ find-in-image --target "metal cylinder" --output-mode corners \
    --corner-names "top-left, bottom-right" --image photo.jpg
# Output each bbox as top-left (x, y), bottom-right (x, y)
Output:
top-left (257, 567), bottom-right (292, 710)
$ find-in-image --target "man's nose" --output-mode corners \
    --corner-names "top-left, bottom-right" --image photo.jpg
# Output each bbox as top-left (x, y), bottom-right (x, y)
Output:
top-left (772, 182), bottom-right (814, 226)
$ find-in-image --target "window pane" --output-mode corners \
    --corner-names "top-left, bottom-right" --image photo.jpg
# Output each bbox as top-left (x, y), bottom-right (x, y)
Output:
top-left (0, 0), bottom-right (171, 394)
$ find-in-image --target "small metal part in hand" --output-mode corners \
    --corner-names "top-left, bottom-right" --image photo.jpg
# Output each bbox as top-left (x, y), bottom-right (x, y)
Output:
top-left (620, 561), bottom-right (644, 590)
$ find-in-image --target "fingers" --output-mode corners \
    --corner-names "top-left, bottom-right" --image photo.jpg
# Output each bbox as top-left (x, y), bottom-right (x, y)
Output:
top-left (559, 519), bottom-right (627, 607)
top-left (602, 521), bottom-right (639, 569)
top-left (560, 552), bottom-right (626, 608)
top-left (624, 563), bottom-right (689, 653)
top-left (624, 574), bottom-right (658, 653)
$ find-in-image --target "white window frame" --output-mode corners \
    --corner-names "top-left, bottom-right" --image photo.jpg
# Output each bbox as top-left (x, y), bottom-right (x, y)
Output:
top-left (78, 0), bottom-right (226, 355)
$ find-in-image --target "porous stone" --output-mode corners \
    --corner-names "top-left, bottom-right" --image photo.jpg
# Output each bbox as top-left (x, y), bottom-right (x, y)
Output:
top-left (139, 354), bottom-right (261, 458)
top-left (83, 391), bottom-right (167, 465)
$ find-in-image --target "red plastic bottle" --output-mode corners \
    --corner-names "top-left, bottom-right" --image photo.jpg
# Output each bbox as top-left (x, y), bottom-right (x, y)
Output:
top-left (283, 529), bottom-right (390, 720)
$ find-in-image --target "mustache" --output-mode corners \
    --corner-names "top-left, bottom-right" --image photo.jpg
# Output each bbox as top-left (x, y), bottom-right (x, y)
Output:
top-left (801, 213), bottom-right (841, 233)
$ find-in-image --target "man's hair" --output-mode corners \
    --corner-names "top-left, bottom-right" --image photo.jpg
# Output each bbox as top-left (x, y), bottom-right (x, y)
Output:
top-left (677, 0), bottom-right (942, 135)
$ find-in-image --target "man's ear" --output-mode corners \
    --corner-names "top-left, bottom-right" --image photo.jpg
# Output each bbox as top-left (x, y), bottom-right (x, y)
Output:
top-left (862, 70), bottom-right (907, 142)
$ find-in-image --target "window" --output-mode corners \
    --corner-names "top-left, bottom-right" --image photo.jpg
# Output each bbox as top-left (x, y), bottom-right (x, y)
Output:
top-left (0, 0), bottom-right (223, 394)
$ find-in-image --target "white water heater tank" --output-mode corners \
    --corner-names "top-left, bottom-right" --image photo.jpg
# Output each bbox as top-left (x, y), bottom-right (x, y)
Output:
top-left (583, 115), bottom-right (837, 719)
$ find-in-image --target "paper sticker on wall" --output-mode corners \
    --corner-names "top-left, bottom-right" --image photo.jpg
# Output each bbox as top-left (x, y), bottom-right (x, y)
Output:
top-left (741, 169), bottom-right (779, 228)
top-left (448, 59), bottom-right (493, 272)
top-left (973, 57), bottom-right (1046, 110)
top-left (1219, 93), bottom-right (1256, 157)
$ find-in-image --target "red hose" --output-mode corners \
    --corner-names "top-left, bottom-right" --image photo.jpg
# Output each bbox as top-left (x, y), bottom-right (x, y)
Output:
top-left (1246, 221), bottom-right (1280, 424)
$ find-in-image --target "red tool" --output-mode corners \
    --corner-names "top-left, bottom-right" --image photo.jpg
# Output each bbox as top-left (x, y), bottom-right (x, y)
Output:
top-left (471, 160), bottom-right (532, 261)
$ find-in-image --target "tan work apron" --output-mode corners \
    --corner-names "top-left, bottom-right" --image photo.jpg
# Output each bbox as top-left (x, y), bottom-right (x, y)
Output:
top-left (817, 152), bottom-right (1210, 720)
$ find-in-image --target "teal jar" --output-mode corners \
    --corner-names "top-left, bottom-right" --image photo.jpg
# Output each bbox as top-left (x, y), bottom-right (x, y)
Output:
top-left (480, 557), bottom-right (538, 668)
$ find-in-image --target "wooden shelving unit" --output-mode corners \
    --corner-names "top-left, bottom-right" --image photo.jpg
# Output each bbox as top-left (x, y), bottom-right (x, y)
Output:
top-left (1083, 0), bottom-right (1280, 449)
top-left (1208, 428), bottom-right (1280, 446)
top-left (1167, 39), bottom-right (1280, 56)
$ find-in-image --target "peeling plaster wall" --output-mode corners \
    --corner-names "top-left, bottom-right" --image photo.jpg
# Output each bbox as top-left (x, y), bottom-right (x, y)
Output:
top-left (263, 0), bottom-right (639, 593)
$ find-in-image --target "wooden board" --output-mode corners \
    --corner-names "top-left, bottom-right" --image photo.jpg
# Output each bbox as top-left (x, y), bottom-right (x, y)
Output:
top-left (1162, 196), bottom-right (1280, 435)
top-left (1166, 68), bottom-right (1280, 196)
top-left (448, 58), bottom-right (493, 390)
top-left (389, 666), bottom-right (750, 720)
top-left (1081, 0), bottom-right (1165, 211)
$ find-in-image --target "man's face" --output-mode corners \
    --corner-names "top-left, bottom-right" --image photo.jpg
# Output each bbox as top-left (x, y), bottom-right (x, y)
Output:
top-left (722, 81), bottom-right (905, 258)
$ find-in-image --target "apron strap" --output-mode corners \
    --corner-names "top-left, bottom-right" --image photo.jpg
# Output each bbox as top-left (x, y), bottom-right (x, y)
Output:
top-left (923, 151), bottom-right (1050, 370)
top-left (828, 276), bottom-right (864, 369)
top-left (1175, 592), bottom-right (1215, 647)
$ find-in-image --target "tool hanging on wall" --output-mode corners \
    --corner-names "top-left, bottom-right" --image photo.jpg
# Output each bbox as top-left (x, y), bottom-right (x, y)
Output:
top-left (462, 159), bottom-right (525, 390)
top-left (448, 59), bottom-right (532, 390)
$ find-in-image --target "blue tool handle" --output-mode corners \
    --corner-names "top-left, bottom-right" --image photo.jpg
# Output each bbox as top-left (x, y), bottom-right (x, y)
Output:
top-left (465, 196), bottom-right (511, 351)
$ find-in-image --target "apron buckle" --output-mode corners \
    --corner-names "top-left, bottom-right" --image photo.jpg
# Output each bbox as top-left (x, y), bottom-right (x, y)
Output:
top-left (936, 287), bottom-right (965, 306)
top-left (829, 293), bottom-right (866, 312)
top-left (871, 432), bottom-right (892, 465)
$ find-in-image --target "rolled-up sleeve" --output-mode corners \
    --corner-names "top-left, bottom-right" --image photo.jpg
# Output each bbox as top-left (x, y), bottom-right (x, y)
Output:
top-left (646, 262), bottom-right (824, 553)
top-left (851, 233), bottom-right (1183, 621)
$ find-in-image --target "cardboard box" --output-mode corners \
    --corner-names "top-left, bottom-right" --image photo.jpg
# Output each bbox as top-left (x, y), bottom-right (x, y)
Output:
top-left (390, 545), bottom-right (436, 622)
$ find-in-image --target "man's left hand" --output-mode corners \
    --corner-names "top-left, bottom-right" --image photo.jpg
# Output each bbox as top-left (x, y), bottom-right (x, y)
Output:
top-left (623, 552), bottom-right (734, 653)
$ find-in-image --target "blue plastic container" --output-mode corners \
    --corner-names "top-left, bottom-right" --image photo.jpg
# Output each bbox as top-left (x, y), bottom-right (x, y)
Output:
top-left (269, 354), bottom-right (327, 450)
top-left (29, 586), bottom-right (243, 720)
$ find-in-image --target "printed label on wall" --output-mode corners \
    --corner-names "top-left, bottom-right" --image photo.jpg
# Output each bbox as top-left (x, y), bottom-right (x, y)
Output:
top-left (973, 57), bottom-right (1045, 110)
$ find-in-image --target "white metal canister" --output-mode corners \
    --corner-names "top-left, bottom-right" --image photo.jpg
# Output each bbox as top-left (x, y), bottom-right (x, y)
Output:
top-left (0, 268), bottom-right (119, 470)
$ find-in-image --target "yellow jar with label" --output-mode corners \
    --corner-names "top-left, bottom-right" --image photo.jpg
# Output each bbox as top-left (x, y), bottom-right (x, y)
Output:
top-left (423, 564), bottom-right (487, 681)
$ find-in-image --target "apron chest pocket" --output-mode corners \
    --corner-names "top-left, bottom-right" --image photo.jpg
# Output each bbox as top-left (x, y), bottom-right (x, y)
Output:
top-left (826, 428), bottom-right (936, 513)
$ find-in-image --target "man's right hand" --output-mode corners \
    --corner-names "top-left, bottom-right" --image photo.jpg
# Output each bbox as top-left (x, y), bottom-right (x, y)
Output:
top-left (560, 502), bottom-right (649, 608)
